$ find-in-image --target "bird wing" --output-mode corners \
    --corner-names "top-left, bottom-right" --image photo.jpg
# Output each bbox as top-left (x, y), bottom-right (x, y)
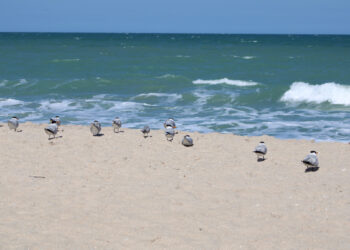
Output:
top-left (303, 154), bottom-right (318, 166)
top-left (186, 137), bottom-right (193, 145)
top-left (254, 144), bottom-right (267, 154)
top-left (46, 124), bottom-right (57, 133)
top-left (165, 128), bottom-right (175, 135)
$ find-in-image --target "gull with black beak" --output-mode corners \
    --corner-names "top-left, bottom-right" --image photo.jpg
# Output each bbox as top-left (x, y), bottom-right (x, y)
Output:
top-left (50, 116), bottom-right (61, 126)
top-left (44, 121), bottom-right (58, 140)
top-left (50, 116), bottom-right (63, 132)
top-left (165, 126), bottom-right (175, 141)
top-left (8, 116), bottom-right (19, 132)
top-left (90, 120), bottom-right (102, 136)
top-left (164, 118), bottom-right (176, 129)
top-left (182, 135), bottom-right (193, 147)
top-left (302, 150), bottom-right (319, 171)
top-left (112, 117), bottom-right (122, 133)
top-left (141, 125), bottom-right (150, 137)
top-left (253, 141), bottom-right (267, 161)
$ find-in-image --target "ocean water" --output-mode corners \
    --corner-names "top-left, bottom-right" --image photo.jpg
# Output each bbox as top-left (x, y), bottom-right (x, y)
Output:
top-left (0, 33), bottom-right (350, 141)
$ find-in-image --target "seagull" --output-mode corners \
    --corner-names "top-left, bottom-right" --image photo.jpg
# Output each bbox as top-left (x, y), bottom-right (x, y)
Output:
top-left (302, 151), bottom-right (319, 170)
top-left (164, 118), bottom-right (176, 129)
top-left (112, 117), bottom-right (122, 133)
top-left (182, 135), bottom-right (193, 147)
top-left (141, 125), bottom-right (150, 137)
top-left (90, 120), bottom-right (101, 136)
top-left (8, 116), bottom-right (19, 131)
top-left (165, 126), bottom-right (175, 141)
top-left (253, 141), bottom-right (267, 161)
top-left (44, 122), bottom-right (58, 140)
top-left (50, 116), bottom-right (63, 132)
top-left (50, 116), bottom-right (61, 126)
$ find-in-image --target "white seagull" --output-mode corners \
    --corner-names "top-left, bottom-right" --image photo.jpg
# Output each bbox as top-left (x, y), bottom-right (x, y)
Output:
top-left (44, 122), bottom-right (58, 140)
top-left (253, 141), bottom-right (267, 161)
top-left (302, 151), bottom-right (319, 170)
top-left (112, 117), bottom-right (122, 133)
top-left (164, 118), bottom-right (176, 129)
top-left (50, 116), bottom-right (61, 126)
top-left (182, 135), bottom-right (193, 147)
top-left (141, 125), bottom-right (150, 137)
top-left (165, 126), bottom-right (175, 141)
top-left (90, 120), bottom-right (102, 136)
top-left (8, 116), bottom-right (19, 132)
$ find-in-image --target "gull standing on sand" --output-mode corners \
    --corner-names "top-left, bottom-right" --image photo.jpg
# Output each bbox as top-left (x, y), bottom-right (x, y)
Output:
top-left (182, 135), bottom-right (193, 147)
top-left (8, 116), bottom-right (19, 131)
top-left (112, 117), bottom-right (122, 133)
top-left (302, 151), bottom-right (319, 170)
top-left (165, 126), bottom-right (175, 141)
top-left (164, 118), bottom-right (176, 129)
top-left (44, 121), bottom-right (58, 140)
top-left (141, 125), bottom-right (150, 137)
top-left (253, 141), bottom-right (267, 161)
top-left (90, 120), bottom-right (102, 136)
top-left (50, 116), bottom-right (63, 132)
top-left (50, 116), bottom-right (61, 126)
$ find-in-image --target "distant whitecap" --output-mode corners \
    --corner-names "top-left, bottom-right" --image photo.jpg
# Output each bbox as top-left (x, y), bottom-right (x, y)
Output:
top-left (193, 78), bottom-right (259, 87)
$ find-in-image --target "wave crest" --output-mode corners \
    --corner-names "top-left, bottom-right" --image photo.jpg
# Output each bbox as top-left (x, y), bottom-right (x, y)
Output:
top-left (193, 78), bottom-right (258, 86)
top-left (0, 98), bottom-right (25, 107)
top-left (281, 82), bottom-right (350, 106)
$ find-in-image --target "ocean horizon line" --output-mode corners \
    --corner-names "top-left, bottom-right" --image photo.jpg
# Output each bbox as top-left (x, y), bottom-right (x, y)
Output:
top-left (0, 31), bottom-right (350, 36)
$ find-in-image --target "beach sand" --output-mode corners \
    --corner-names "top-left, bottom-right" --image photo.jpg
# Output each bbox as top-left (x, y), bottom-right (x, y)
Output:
top-left (0, 122), bottom-right (349, 249)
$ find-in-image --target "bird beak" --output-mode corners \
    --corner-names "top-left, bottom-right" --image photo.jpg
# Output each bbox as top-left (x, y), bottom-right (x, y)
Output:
top-left (174, 126), bottom-right (176, 128)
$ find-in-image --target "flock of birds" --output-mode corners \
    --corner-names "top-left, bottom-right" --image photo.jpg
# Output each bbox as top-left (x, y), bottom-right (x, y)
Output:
top-left (6, 116), bottom-right (319, 171)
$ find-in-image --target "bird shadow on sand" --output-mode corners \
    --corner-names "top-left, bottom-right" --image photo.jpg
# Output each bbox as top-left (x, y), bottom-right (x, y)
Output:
top-left (114, 130), bottom-right (125, 133)
top-left (305, 167), bottom-right (319, 173)
top-left (257, 158), bottom-right (266, 162)
top-left (143, 135), bottom-right (152, 138)
top-left (16, 130), bottom-right (23, 132)
top-left (94, 133), bottom-right (104, 137)
top-left (48, 135), bottom-right (63, 141)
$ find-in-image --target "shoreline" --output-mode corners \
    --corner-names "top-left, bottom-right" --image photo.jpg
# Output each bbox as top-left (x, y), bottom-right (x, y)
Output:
top-left (1, 122), bottom-right (349, 249)
top-left (0, 121), bottom-right (348, 144)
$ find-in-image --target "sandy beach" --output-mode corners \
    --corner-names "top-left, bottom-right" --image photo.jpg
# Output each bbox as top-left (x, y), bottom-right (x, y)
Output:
top-left (0, 122), bottom-right (349, 249)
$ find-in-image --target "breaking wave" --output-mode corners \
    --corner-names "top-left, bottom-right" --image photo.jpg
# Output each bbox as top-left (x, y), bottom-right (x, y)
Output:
top-left (0, 98), bottom-right (25, 107)
top-left (281, 82), bottom-right (350, 106)
top-left (193, 78), bottom-right (259, 86)
top-left (133, 93), bottom-right (182, 102)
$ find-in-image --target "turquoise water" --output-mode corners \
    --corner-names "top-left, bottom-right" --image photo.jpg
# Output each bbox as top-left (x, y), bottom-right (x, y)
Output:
top-left (1, 33), bottom-right (350, 141)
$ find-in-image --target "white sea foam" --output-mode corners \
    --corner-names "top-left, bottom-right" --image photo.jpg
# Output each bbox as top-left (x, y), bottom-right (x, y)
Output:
top-left (39, 100), bottom-right (77, 111)
top-left (231, 55), bottom-right (256, 60)
top-left (192, 90), bottom-right (212, 105)
top-left (52, 59), bottom-right (80, 63)
top-left (134, 93), bottom-right (182, 102)
top-left (0, 98), bottom-right (25, 107)
top-left (175, 55), bottom-right (191, 58)
top-left (108, 101), bottom-right (146, 111)
top-left (0, 80), bottom-right (8, 87)
top-left (281, 82), bottom-right (350, 106)
top-left (193, 78), bottom-right (259, 87)
top-left (13, 78), bottom-right (28, 87)
top-left (242, 56), bottom-right (256, 60)
top-left (156, 74), bottom-right (177, 79)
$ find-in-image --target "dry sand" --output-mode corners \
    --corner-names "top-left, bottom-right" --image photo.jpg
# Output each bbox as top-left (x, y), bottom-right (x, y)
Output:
top-left (0, 122), bottom-right (349, 249)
